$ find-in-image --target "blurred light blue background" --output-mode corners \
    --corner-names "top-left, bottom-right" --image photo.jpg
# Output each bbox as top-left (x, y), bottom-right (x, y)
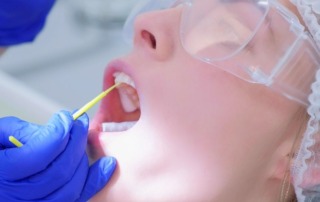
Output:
top-left (0, 0), bottom-right (136, 123)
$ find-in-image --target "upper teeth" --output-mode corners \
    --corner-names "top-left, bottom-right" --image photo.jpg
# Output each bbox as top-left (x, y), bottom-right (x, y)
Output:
top-left (113, 71), bottom-right (139, 113)
top-left (102, 72), bottom-right (139, 131)
top-left (113, 72), bottom-right (135, 88)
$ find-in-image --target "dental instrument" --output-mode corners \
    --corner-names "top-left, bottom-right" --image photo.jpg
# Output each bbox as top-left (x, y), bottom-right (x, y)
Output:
top-left (9, 136), bottom-right (23, 147)
top-left (8, 83), bottom-right (120, 147)
top-left (72, 83), bottom-right (120, 120)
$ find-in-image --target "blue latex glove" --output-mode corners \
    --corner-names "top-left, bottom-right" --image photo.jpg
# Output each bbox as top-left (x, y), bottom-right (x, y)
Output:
top-left (0, 0), bottom-right (56, 46)
top-left (0, 111), bottom-right (116, 202)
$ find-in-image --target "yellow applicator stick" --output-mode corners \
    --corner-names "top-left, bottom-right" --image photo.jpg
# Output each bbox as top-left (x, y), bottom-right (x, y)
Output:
top-left (72, 83), bottom-right (120, 120)
top-left (9, 136), bottom-right (23, 147)
top-left (9, 83), bottom-right (120, 147)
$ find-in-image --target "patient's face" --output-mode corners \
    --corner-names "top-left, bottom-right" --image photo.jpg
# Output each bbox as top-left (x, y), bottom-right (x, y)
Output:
top-left (88, 0), bottom-right (303, 201)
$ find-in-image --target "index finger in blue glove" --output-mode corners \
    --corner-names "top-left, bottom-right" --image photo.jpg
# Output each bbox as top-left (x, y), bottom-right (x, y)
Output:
top-left (0, 110), bottom-right (74, 180)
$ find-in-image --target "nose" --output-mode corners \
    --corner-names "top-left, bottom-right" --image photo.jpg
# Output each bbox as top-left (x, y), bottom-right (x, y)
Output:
top-left (132, 8), bottom-right (181, 60)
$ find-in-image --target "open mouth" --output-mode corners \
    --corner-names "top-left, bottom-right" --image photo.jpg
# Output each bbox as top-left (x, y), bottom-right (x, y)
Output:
top-left (101, 71), bottom-right (140, 132)
top-left (88, 65), bottom-right (141, 160)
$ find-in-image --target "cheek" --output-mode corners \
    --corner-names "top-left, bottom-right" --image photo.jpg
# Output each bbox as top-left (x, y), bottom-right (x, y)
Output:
top-left (137, 57), bottom-right (298, 178)
top-left (139, 57), bottom-right (255, 135)
top-left (139, 60), bottom-right (220, 115)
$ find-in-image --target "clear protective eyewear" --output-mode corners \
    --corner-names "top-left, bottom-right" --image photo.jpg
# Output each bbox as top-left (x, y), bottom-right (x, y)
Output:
top-left (123, 0), bottom-right (320, 106)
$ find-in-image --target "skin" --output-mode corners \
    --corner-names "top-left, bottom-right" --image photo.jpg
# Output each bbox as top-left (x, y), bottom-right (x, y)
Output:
top-left (88, 0), bottom-right (309, 201)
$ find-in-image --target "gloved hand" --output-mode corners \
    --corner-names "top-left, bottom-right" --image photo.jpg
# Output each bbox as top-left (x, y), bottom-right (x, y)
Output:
top-left (0, 0), bottom-right (56, 46)
top-left (0, 110), bottom-right (116, 202)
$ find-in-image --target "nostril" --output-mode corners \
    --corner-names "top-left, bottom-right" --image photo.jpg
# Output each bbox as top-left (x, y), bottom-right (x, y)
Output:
top-left (141, 30), bottom-right (156, 49)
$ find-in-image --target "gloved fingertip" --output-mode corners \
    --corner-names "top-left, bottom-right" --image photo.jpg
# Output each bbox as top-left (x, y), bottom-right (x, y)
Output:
top-left (68, 113), bottom-right (89, 151)
top-left (48, 110), bottom-right (72, 124)
top-left (104, 156), bottom-right (117, 167)
top-left (44, 110), bottom-right (74, 141)
top-left (57, 110), bottom-right (74, 125)
top-left (77, 112), bottom-right (89, 123)
top-left (100, 156), bottom-right (117, 179)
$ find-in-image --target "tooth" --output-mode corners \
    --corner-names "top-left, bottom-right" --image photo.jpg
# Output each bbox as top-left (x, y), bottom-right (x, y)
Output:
top-left (102, 121), bottom-right (137, 132)
top-left (113, 72), bottom-right (139, 113)
top-left (117, 85), bottom-right (139, 112)
top-left (113, 72), bottom-right (135, 87)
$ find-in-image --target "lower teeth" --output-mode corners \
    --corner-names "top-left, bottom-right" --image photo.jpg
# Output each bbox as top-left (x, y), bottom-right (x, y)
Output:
top-left (102, 121), bottom-right (137, 132)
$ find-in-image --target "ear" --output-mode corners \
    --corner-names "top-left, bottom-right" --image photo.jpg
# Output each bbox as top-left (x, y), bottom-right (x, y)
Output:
top-left (267, 133), bottom-right (298, 201)
top-left (271, 120), bottom-right (304, 181)
top-left (271, 140), bottom-right (295, 181)
top-left (271, 108), bottom-right (307, 182)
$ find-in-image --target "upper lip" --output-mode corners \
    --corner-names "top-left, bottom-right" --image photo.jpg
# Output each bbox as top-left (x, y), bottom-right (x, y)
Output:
top-left (103, 59), bottom-right (136, 90)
